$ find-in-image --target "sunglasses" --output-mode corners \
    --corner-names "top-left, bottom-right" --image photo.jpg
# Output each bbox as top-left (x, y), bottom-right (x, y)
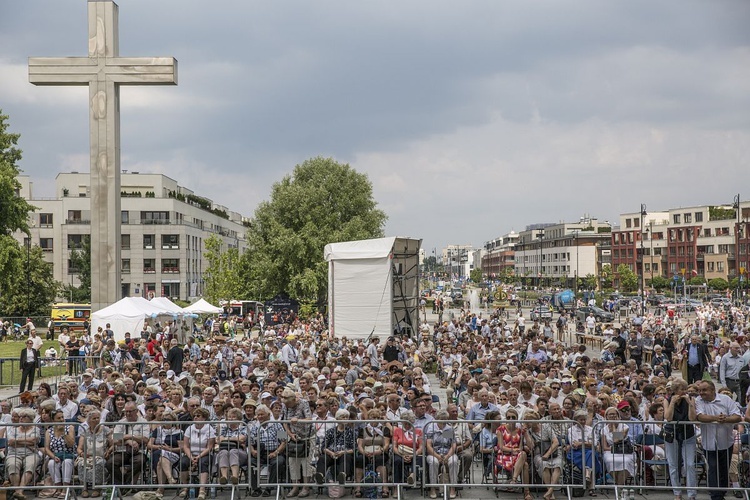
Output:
top-left (551, 386), bottom-right (560, 390)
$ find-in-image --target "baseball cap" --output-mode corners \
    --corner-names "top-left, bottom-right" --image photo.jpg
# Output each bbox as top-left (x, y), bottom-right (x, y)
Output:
top-left (617, 400), bottom-right (630, 410)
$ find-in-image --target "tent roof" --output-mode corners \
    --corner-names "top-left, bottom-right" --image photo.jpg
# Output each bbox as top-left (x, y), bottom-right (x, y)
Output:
top-left (93, 297), bottom-right (166, 319)
top-left (324, 237), bottom-right (401, 261)
top-left (184, 298), bottom-right (223, 314)
top-left (149, 297), bottom-right (184, 313)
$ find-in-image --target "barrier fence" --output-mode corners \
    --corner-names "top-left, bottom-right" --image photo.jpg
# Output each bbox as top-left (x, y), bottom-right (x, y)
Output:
top-left (0, 417), bottom-right (747, 500)
top-left (589, 419), bottom-right (750, 500)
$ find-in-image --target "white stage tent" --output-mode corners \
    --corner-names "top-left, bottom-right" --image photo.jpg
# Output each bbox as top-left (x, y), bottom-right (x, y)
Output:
top-left (324, 236), bottom-right (421, 340)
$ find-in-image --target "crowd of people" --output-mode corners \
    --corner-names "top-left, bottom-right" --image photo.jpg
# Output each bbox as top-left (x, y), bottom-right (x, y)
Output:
top-left (2, 298), bottom-right (750, 500)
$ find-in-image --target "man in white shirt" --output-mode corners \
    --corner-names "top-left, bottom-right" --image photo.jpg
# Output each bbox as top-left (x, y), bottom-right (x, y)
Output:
top-left (55, 386), bottom-right (79, 420)
top-left (58, 329), bottom-right (70, 360)
top-left (696, 380), bottom-right (742, 500)
top-left (281, 338), bottom-right (300, 367)
top-left (499, 388), bottom-right (526, 420)
top-left (28, 329), bottom-right (43, 351)
top-left (367, 337), bottom-right (381, 370)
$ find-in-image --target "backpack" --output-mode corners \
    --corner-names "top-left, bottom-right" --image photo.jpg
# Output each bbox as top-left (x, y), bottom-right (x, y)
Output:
top-left (362, 468), bottom-right (379, 499)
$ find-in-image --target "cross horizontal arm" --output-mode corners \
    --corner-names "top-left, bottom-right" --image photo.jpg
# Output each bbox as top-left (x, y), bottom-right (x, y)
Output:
top-left (29, 57), bottom-right (97, 84)
top-left (29, 56), bottom-right (177, 85)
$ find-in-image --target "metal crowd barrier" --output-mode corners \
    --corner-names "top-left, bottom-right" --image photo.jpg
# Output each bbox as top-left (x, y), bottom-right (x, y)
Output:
top-left (419, 418), bottom-right (586, 500)
top-left (0, 356), bottom-right (76, 388)
top-left (2, 415), bottom-right (745, 500)
top-left (590, 419), bottom-right (750, 500)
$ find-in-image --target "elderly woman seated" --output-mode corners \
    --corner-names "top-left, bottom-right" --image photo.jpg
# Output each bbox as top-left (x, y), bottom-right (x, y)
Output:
top-left (43, 409), bottom-right (77, 498)
top-left (76, 409), bottom-right (111, 498)
top-left (6, 407), bottom-right (41, 499)
top-left (426, 410), bottom-right (458, 499)
top-left (215, 407), bottom-right (248, 485)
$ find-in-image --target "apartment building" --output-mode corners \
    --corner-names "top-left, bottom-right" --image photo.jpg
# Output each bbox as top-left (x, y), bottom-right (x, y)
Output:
top-left (481, 231), bottom-right (519, 278)
top-left (513, 216), bottom-right (612, 288)
top-left (16, 172), bottom-right (248, 301)
top-left (611, 202), bottom-right (750, 286)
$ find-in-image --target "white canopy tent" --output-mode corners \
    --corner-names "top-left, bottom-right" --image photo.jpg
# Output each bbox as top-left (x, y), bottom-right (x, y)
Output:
top-left (91, 297), bottom-right (166, 341)
top-left (184, 298), bottom-right (223, 314)
top-left (91, 297), bottom-right (194, 342)
top-left (324, 236), bottom-right (421, 340)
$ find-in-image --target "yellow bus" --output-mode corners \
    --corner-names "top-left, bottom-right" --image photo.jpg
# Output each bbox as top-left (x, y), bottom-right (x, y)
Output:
top-left (51, 303), bottom-right (91, 333)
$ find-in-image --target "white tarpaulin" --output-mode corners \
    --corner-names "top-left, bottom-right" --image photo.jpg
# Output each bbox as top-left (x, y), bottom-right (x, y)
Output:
top-left (325, 236), bottom-right (421, 340)
top-left (184, 298), bottom-right (223, 314)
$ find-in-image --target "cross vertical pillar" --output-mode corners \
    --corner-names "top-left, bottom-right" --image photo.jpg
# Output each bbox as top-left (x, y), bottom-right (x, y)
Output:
top-left (29, 0), bottom-right (177, 311)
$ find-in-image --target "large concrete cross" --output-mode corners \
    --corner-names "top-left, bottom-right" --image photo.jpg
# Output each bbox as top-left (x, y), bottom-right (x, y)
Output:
top-left (29, 0), bottom-right (177, 312)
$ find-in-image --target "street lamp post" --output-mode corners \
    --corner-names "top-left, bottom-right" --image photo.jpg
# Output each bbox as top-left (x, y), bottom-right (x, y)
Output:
top-left (640, 204), bottom-right (647, 316)
top-left (734, 193), bottom-right (742, 304)
top-left (26, 236), bottom-right (31, 317)
top-left (538, 229), bottom-right (545, 289)
top-left (649, 222), bottom-right (654, 284)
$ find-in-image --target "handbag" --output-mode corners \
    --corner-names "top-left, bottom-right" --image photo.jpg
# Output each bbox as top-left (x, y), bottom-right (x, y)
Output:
top-left (286, 439), bottom-right (308, 457)
top-left (612, 439), bottom-right (634, 454)
top-left (363, 445), bottom-right (384, 455)
top-left (659, 425), bottom-right (675, 444)
top-left (397, 444), bottom-right (414, 456)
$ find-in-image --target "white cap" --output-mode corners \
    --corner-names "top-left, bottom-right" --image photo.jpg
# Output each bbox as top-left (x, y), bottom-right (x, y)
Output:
top-left (166, 370), bottom-right (175, 379)
top-left (260, 392), bottom-right (273, 400)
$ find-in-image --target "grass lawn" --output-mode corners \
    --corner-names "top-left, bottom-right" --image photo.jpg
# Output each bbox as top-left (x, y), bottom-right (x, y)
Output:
top-left (0, 339), bottom-right (68, 389)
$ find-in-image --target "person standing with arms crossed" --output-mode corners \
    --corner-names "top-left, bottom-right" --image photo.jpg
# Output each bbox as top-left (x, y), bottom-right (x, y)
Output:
top-left (696, 380), bottom-right (742, 500)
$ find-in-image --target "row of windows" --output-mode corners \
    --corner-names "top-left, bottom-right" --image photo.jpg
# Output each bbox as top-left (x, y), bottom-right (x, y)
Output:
top-left (69, 258), bottom-right (181, 275)
top-left (672, 212), bottom-right (704, 224)
top-left (65, 234), bottom-right (181, 250)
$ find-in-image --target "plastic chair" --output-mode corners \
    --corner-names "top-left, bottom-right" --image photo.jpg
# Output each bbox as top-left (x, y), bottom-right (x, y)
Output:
top-left (635, 434), bottom-right (670, 489)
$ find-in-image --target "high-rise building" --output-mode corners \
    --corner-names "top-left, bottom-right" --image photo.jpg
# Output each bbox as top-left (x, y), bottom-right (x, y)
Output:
top-left (15, 172), bottom-right (248, 301)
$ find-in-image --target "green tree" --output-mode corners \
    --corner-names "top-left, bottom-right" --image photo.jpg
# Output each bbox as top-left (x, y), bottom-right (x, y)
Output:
top-left (600, 264), bottom-right (613, 289)
top-left (617, 264), bottom-right (639, 292)
top-left (61, 235), bottom-right (91, 302)
top-left (423, 256), bottom-right (437, 274)
top-left (688, 276), bottom-right (706, 286)
top-left (0, 111), bottom-right (35, 236)
top-left (0, 111), bottom-right (57, 315)
top-left (708, 278), bottom-right (729, 291)
top-left (0, 236), bottom-right (60, 316)
top-left (582, 274), bottom-right (598, 290)
top-left (648, 275), bottom-right (671, 291)
top-left (204, 234), bottom-right (242, 305)
top-left (470, 268), bottom-right (483, 283)
top-left (239, 157), bottom-right (387, 304)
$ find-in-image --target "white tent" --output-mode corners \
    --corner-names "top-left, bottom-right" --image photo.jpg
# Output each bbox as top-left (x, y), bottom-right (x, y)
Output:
top-left (150, 297), bottom-right (185, 314)
top-left (184, 298), bottom-right (223, 314)
top-left (91, 297), bottom-right (168, 341)
top-left (324, 236), bottom-right (421, 340)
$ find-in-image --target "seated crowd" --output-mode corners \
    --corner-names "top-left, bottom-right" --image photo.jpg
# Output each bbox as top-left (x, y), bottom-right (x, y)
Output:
top-left (1, 301), bottom-right (748, 500)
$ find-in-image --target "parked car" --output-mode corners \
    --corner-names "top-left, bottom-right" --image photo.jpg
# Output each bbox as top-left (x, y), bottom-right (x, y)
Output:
top-left (530, 306), bottom-right (554, 321)
top-left (576, 306), bottom-right (615, 323)
top-left (676, 298), bottom-right (702, 311)
top-left (647, 294), bottom-right (668, 306)
top-left (710, 297), bottom-right (731, 307)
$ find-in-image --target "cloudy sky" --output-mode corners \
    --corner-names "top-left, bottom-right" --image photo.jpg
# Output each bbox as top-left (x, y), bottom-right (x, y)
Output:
top-left (1, 0), bottom-right (749, 253)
